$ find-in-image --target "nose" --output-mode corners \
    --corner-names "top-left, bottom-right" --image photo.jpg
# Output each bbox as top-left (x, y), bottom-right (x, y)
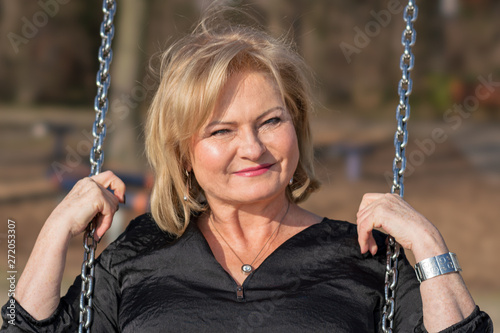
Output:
top-left (238, 128), bottom-right (266, 161)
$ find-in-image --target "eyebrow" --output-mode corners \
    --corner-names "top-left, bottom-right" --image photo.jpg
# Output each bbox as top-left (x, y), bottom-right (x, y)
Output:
top-left (206, 106), bottom-right (285, 128)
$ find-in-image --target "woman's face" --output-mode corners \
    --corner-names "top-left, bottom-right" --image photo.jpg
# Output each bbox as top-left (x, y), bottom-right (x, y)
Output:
top-left (190, 71), bottom-right (299, 206)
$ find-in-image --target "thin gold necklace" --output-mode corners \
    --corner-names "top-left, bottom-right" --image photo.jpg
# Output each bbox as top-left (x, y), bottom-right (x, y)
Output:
top-left (209, 201), bottom-right (290, 274)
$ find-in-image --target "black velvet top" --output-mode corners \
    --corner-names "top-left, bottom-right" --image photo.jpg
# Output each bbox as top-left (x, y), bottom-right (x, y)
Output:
top-left (1, 214), bottom-right (493, 332)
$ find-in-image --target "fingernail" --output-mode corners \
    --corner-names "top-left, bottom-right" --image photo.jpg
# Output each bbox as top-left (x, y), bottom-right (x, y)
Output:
top-left (98, 236), bottom-right (102, 243)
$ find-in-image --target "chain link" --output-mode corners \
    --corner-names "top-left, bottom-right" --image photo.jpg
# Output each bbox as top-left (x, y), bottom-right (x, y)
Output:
top-left (79, 1), bottom-right (116, 332)
top-left (382, 1), bottom-right (418, 332)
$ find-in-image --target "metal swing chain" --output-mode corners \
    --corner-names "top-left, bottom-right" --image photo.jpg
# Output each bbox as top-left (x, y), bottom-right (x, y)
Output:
top-left (79, 1), bottom-right (116, 332)
top-left (382, 1), bottom-right (418, 333)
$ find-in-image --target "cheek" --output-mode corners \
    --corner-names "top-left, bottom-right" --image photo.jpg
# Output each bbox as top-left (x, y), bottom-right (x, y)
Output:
top-left (264, 124), bottom-right (300, 169)
top-left (192, 142), bottom-right (230, 175)
top-left (280, 126), bottom-right (300, 163)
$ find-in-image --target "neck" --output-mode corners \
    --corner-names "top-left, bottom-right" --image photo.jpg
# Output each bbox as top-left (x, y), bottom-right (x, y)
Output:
top-left (205, 196), bottom-right (292, 246)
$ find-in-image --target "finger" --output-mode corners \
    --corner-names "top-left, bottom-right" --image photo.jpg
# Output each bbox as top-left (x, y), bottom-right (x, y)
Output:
top-left (94, 213), bottom-right (113, 241)
top-left (358, 229), bottom-right (375, 254)
top-left (357, 220), bottom-right (379, 256)
top-left (356, 201), bottom-right (385, 255)
top-left (93, 198), bottom-right (119, 241)
top-left (356, 197), bottom-right (383, 224)
top-left (84, 184), bottom-right (120, 240)
top-left (356, 193), bottom-right (402, 223)
top-left (357, 193), bottom-right (384, 215)
top-left (98, 170), bottom-right (126, 203)
top-left (357, 216), bottom-right (375, 254)
top-left (102, 183), bottom-right (120, 206)
top-left (98, 184), bottom-right (120, 220)
top-left (91, 170), bottom-right (126, 203)
top-left (368, 236), bottom-right (378, 256)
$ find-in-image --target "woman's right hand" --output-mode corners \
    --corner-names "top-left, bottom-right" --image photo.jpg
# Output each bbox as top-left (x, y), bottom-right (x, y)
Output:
top-left (12, 171), bottom-right (125, 320)
top-left (14, 171), bottom-right (126, 320)
top-left (49, 170), bottom-right (126, 241)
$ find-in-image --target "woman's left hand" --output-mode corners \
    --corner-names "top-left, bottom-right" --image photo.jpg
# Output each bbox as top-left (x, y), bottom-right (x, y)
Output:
top-left (356, 193), bottom-right (449, 261)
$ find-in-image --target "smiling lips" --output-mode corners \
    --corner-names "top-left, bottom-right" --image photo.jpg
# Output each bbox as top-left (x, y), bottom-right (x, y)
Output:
top-left (234, 163), bottom-right (274, 177)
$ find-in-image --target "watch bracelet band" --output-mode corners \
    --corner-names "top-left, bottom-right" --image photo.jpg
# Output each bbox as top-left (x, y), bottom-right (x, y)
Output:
top-left (414, 252), bottom-right (462, 283)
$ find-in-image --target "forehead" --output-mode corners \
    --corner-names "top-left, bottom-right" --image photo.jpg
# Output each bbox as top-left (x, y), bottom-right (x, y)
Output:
top-left (210, 71), bottom-right (283, 119)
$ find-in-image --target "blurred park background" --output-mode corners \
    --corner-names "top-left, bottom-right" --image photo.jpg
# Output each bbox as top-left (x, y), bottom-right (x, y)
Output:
top-left (1, 0), bottom-right (499, 325)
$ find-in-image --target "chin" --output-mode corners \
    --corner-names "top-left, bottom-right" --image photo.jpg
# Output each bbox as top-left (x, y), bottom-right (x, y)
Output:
top-left (232, 184), bottom-right (286, 204)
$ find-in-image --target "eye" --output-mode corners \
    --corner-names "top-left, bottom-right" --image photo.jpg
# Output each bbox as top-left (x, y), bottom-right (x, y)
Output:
top-left (262, 117), bottom-right (281, 126)
top-left (210, 129), bottom-right (231, 136)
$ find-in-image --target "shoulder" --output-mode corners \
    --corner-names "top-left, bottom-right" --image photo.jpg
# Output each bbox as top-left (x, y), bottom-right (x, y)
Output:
top-left (112, 213), bottom-right (176, 249)
top-left (321, 217), bottom-right (388, 244)
top-left (315, 217), bottom-right (390, 259)
top-left (97, 213), bottom-right (177, 272)
top-left (282, 217), bottom-right (396, 288)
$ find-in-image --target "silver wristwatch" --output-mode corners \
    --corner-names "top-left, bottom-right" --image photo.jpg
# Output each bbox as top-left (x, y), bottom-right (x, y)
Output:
top-left (414, 252), bottom-right (462, 283)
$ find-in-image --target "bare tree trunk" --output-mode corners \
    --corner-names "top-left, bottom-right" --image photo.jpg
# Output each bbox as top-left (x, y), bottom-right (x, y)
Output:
top-left (106, 0), bottom-right (148, 172)
top-left (2, 0), bottom-right (38, 104)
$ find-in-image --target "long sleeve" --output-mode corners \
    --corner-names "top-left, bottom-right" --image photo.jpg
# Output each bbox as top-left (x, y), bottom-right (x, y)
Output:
top-left (413, 305), bottom-right (493, 333)
top-left (1, 259), bottom-right (120, 332)
top-left (1, 215), bottom-right (493, 332)
top-left (0, 213), bottom-right (168, 333)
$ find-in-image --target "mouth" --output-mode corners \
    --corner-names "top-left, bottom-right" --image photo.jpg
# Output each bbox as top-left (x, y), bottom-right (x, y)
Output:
top-left (234, 163), bottom-right (274, 176)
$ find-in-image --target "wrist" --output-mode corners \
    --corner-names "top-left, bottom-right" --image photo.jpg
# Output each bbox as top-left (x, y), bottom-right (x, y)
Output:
top-left (411, 228), bottom-right (449, 263)
top-left (42, 213), bottom-right (73, 248)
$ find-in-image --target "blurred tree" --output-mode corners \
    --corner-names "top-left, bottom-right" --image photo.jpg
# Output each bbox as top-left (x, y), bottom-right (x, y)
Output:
top-left (106, 0), bottom-right (149, 171)
top-left (0, 0), bottom-right (498, 118)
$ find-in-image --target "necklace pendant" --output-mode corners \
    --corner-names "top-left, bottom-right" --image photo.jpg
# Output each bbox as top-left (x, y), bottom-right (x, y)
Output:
top-left (241, 264), bottom-right (253, 274)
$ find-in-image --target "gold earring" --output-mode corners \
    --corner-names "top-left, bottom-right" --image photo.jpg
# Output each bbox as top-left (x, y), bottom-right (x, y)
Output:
top-left (183, 170), bottom-right (191, 201)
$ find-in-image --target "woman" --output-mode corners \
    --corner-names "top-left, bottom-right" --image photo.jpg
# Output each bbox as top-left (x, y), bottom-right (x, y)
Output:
top-left (2, 13), bottom-right (493, 333)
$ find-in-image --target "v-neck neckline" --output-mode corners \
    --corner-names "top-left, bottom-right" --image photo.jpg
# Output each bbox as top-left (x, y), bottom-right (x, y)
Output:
top-left (190, 217), bottom-right (329, 288)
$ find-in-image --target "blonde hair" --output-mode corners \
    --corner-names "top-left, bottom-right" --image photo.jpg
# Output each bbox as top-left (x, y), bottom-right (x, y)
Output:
top-left (145, 11), bottom-right (320, 236)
